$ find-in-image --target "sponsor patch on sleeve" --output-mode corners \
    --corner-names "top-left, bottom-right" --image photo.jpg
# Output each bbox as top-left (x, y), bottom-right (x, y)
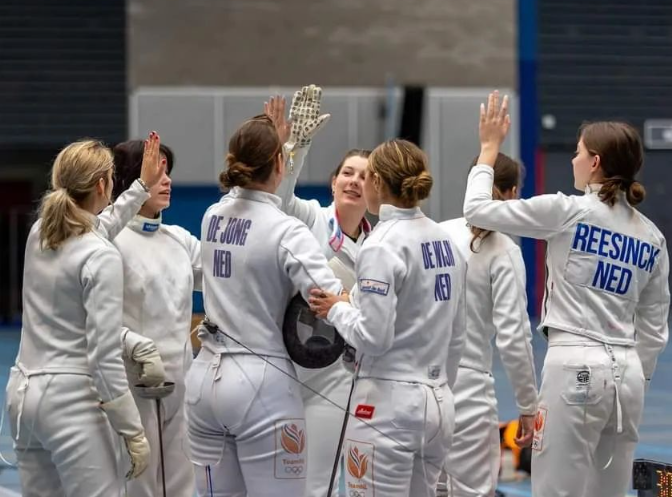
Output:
top-left (359, 279), bottom-right (390, 296)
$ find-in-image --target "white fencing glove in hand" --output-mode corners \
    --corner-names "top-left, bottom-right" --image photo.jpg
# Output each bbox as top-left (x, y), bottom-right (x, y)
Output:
top-left (122, 329), bottom-right (166, 387)
top-left (100, 390), bottom-right (150, 479)
top-left (287, 84), bottom-right (331, 150)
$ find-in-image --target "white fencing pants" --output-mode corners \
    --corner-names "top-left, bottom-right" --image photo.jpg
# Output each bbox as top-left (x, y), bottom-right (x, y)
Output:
top-left (185, 349), bottom-right (306, 497)
top-left (126, 369), bottom-right (194, 497)
top-left (444, 368), bottom-right (500, 497)
top-left (531, 334), bottom-right (645, 497)
top-left (336, 378), bottom-right (454, 497)
top-left (6, 367), bottom-right (127, 497)
top-left (296, 361), bottom-right (352, 497)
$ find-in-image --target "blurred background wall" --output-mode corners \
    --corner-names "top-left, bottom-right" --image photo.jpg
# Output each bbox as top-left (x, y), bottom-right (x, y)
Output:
top-left (1, 0), bottom-right (671, 324)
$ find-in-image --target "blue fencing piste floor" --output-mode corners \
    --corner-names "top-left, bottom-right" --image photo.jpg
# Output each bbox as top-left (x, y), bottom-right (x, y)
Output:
top-left (0, 327), bottom-right (670, 496)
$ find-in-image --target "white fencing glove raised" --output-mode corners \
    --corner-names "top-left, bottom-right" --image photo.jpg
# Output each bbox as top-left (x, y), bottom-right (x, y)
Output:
top-left (100, 390), bottom-right (150, 479)
top-left (287, 84), bottom-right (331, 150)
top-left (122, 329), bottom-right (166, 387)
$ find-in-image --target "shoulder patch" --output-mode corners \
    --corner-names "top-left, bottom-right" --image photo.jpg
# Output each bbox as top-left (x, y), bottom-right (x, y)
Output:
top-left (359, 278), bottom-right (390, 296)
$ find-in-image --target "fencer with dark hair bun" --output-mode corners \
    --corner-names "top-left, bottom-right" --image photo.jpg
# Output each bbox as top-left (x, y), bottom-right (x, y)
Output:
top-left (185, 114), bottom-right (342, 497)
top-left (6, 133), bottom-right (166, 497)
top-left (463, 91), bottom-right (670, 497)
top-left (310, 139), bottom-right (467, 497)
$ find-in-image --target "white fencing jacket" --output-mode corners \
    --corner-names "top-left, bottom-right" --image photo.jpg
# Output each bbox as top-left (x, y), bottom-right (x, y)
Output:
top-left (114, 215), bottom-right (201, 371)
top-left (327, 205), bottom-right (467, 387)
top-left (200, 187), bottom-right (342, 358)
top-left (441, 218), bottom-right (537, 415)
top-left (464, 165), bottom-right (670, 381)
top-left (17, 181), bottom-right (150, 402)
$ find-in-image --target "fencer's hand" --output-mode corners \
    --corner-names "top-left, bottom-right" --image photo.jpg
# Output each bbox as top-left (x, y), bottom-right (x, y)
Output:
top-left (515, 414), bottom-right (535, 448)
top-left (308, 288), bottom-right (344, 319)
top-left (287, 85), bottom-right (331, 149)
top-left (124, 432), bottom-right (151, 479)
top-left (139, 131), bottom-right (166, 188)
top-left (122, 330), bottom-right (166, 387)
top-left (265, 95), bottom-right (291, 145)
top-left (477, 91), bottom-right (510, 167)
top-left (99, 391), bottom-right (150, 479)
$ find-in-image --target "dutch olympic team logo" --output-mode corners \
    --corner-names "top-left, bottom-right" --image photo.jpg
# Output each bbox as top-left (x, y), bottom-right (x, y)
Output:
top-left (347, 446), bottom-right (369, 480)
top-left (281, 423), bottom-right (306, 455)
top-left (535, 410), bottom-right (544, 432)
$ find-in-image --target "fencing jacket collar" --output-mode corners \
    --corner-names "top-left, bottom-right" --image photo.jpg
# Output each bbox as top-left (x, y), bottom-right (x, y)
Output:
top-left (379, 204), bottom-right (424, 222)
top-left (128, 214), bottom-right (162, 234)
top-left (227, 186), bottom-right (282, 208)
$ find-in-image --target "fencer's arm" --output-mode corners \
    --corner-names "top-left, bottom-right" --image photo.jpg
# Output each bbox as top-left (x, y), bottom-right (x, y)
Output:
top-left (280, 222), bottom-right (343, 298)
top-left (491, 247), bottom-right (538, 415)
top-left (275, 145), bottom-right (322, 230)
top-left (81, 246), bottom-right (133, 402)
top-left (634, 240), bottom-right (670, 383)
top-left (463, 165), bottom-right (584, 240)
top-left (327, 243), bottom-right (402, 357)
top-left (446, 264), bottom-right (467, 389)
top-left (98, 179), bottom-right (151, 240)
top-left (163, 224), bottom-right (203, 291)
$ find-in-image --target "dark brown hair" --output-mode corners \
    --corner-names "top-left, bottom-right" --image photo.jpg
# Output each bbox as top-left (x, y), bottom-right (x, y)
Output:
top-left (331, 149), bottom-right (371, 178)
top-left (579, 121), bottom-right (645, 206)
top-left (368, 139), bottom-right (432, 207)
top-left (112, 140), bottom-right (174, 198)
top-left (220, 115), bottom-right (282, 190)
top-left (469, 153), bottom-right (522, 253)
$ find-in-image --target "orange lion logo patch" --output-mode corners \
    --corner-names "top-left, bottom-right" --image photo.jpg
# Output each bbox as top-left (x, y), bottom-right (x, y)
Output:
top-left (280, 423), bottom-right (306, 455)
top-left (347, 446), bottom-right (369, 480)
top-left (535, 410), bottom-right (544, 432)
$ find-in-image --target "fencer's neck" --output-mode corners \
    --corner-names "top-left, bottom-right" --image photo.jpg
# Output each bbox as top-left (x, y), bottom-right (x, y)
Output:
top-left (337, 206), bottom-right (364, 239)
top-left (138, 205), bottom-right (160, 218)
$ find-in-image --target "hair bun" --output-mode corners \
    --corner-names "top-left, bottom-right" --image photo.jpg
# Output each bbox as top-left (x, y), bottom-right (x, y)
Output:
top-left (400, 171), bottom-right (433, 203)
top-left (220, 154), bottom-right (254, 188)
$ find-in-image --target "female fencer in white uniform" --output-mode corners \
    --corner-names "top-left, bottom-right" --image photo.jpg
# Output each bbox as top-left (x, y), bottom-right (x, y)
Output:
top-left (111, 140), bottom-right (201, 497)
top-left (185, 114), bottom-right (343, 497)
top-left (267, 87), bottom-right (372, 497)
top-left (441, 153), bottom-right (538, 497)
top-left (463, 92), bottom-right (670, 497)
top-left (310, 139), bottom-right (467, 497)
top-left (6, 134), bottom-right (166, 497)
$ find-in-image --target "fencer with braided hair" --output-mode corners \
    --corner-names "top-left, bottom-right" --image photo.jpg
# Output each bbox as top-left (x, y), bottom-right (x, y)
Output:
top-left (463, 92), bottom-right (669, 497)
top-left (185, 114), bottom-right (342, 496)
top-left (6, 133), bottom-right (166, 497)
top-left (266, 86), bottom-right (373, 497)
top-left (310, 139), bottom-right (467, 497)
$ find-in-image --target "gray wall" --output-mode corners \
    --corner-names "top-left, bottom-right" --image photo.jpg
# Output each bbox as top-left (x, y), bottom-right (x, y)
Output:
top-left (127, 0), bottom-right (515, 88)
top-left (130, 87), bottom-right (518, 222)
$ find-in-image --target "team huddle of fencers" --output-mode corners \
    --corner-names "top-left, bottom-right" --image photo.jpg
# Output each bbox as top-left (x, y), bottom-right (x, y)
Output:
top-left (5, 86), bottom-right (669, 497)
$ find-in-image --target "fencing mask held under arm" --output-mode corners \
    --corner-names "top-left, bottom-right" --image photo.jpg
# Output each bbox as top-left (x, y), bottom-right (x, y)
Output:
top-left (283, 293), bottom-right (345, 369)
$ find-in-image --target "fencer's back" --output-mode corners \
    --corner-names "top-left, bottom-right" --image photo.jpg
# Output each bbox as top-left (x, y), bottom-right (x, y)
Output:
top-left (356, 206), bottom-right (466, 385)
top-left (440, 218), bottom-right (524, 373)
top-left (19, 220), bottom-right (119, 373)
top-left (200, 187), bottom-right (338, 358)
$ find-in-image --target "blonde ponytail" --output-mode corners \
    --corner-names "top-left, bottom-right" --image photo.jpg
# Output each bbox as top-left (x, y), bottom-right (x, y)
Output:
top-left (38, 140), bottom-right (114, 250)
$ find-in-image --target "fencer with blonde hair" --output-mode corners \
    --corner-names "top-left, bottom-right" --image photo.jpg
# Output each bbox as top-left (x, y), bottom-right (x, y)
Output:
top-left (6, 133), bottom-right (166, 497)
top-left (310, 139), bottom-right (467, 497)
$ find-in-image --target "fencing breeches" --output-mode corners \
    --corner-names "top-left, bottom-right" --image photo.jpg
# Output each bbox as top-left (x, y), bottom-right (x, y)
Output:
top-left (6, 368), bottom-right (126, 497)
top-left (335, 378), bottom-right (454, 497)
top-left (531, 334), bottom-right (645, 497)
top-left (296, 360), bottom-right (352, 497)
top-left (443, 368), bottom-right (500, 497)
top-left (126, 370), bottom-right (194, 496)
top-left (185, 349), bottom-right (306, 497)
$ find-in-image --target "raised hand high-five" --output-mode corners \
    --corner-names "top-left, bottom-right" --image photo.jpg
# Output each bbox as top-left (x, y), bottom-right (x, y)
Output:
top-left (139, 131), bottom-right (166, 189)
top-left (287, 84), bottom-right (330, 149)
top-left (265, 96), bottom-right (291, 145)
top-left (477, 90), bottom-right (511, 167)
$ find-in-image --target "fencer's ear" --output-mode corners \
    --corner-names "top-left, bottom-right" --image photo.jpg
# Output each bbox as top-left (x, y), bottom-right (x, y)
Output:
top-left (95, 177), bottom-right (106, 196)
top-left (592, 154), bottom-right (601, 171)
